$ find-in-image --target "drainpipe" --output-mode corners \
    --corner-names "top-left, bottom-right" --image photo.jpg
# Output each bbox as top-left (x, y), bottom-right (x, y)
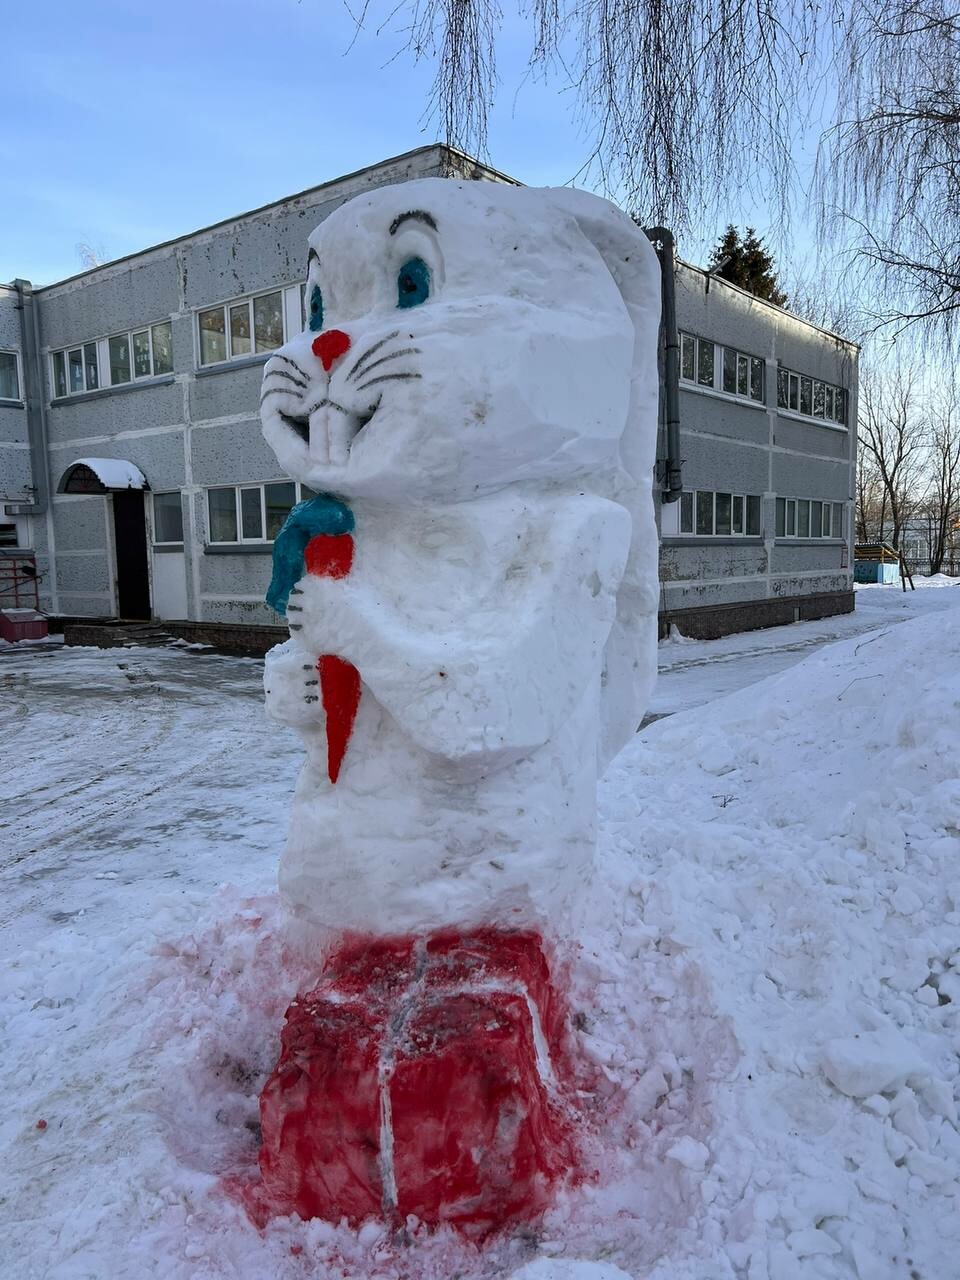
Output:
top-left (9, 279), bottom-right (50, 515)
top-left (644, 227), bottom-right (683, 503)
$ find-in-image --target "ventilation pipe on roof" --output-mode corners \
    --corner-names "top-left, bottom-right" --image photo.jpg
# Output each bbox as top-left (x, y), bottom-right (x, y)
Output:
top-left (9, 279), bottom-right (49, 516)
top-left (644, 227), bottom-right (683, 504)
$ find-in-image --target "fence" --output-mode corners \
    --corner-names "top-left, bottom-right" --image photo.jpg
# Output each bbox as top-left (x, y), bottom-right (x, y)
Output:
top-left (902, 559), bottom-right (960, 579)
top-left (0, 550), bottom-right (41, 610)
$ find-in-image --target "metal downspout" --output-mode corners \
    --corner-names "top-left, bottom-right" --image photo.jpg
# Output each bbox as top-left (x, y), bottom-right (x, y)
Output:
top-left (644, 227), bottom-right (683, 503)
top-left (9, 279), bottom-right (49, 516)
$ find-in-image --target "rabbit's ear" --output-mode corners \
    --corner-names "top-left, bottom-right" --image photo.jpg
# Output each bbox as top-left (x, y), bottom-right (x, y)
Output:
top-left (542, 189), bottom-right (663, 770)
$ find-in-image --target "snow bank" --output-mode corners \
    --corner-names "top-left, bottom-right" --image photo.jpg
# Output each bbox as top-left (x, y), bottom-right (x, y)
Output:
top-left (4, 605), bottom-right (960, 1278)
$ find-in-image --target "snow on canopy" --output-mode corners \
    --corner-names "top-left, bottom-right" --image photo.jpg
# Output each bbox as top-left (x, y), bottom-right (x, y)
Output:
top-left (59, 457), bottom-right (148, 492)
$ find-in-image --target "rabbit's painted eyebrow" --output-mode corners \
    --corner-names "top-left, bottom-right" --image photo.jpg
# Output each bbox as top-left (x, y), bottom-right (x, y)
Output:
top-left (389, 210), bottom-right (437, 236)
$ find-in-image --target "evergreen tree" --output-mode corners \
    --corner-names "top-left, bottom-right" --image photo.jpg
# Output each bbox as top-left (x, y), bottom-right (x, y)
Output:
top-left (708, 226), bottom-right (788, 307)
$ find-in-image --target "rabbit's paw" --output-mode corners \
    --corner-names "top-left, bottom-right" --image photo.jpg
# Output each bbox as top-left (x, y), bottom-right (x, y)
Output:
top-left (263, 639), bottom-right (324, 727)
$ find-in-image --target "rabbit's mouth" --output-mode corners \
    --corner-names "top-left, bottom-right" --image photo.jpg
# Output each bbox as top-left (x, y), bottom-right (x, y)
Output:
top-left (278, 397), bottom-right (379, 467)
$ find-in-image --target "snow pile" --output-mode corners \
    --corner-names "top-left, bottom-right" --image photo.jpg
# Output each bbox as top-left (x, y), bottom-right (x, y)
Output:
top-left (3, 605), bottom-right (960, 1277)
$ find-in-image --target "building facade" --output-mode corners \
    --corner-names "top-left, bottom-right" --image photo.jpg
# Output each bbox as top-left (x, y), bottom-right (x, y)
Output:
top-left (1, 145), bottom-right (856, 643)
top-left (659, 262), bottom-right (858, 635)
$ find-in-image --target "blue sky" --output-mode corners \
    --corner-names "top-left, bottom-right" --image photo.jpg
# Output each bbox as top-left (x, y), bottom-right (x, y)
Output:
top-left (3, 0), bottom-right (774, 286)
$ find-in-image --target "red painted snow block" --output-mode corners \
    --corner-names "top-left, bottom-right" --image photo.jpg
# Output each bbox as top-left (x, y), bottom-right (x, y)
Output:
top-left (258, 998), bottom-right (383, 1223)
top-left (257, 930), bottom-right (579, 1235)
top-left (391, 990), bottom-right (575, 1234)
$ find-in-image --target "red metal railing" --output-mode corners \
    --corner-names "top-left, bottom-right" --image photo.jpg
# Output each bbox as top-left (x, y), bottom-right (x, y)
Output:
top-left (0, 551), bottom-right (41, 610)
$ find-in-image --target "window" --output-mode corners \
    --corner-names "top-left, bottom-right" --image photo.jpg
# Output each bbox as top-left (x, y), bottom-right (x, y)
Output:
top-left (776, 496), bottom-right (845, 538)
top-left (206, 480), bottom-right (314, 545)
top-left (109, 335), bottom-right (130, 385)
top-left (108, 321), bottom-right (173, 385)
top-left (777, 366), bottom-right (848, 425)
top-left (696, 490), bottom-right (713, 534)
top-left (745, 495), bottom-right (761, 535)
top-left (680, 490), bottom-right (693, 533)
top-left (680, 332), bottom-right (696, 382)
top-left (152, 492), bottom-right (184, 544)
top-left (681, 332), bottom-right (764, 402)
top-left (198, 290), bottom-right (284, 366)
top-left (697, 338), bottom-right (715, 387)
top-left (51, 318), bottom-right (172, 396)
top-left (0, 351), bottom-right (20, 400)
top-left (678, 489), bottom-right (763, 537)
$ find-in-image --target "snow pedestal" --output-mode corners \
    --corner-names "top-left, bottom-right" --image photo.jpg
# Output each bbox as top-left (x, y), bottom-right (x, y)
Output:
top-left (257, 930), bottom-right (580, 1236)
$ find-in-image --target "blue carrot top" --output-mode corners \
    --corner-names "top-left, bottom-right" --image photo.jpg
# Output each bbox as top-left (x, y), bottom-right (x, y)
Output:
top-left (265, 495), bottom-right (354, 616)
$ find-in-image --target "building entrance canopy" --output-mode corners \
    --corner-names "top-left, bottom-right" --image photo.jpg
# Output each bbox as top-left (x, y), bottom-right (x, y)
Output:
top-left (57, 458), bottom-right (149, 494)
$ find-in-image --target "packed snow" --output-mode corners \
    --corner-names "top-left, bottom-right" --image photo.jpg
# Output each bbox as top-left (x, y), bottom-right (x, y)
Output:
top-left (2, 581), bottom-right (959, 1278)
top-left (259, 179), bottom-right (662, 942)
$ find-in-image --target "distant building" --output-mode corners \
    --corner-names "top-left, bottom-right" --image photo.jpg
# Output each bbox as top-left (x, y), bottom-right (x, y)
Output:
top-left (661, 261), bottom-right (858, 635)
top-left (1, 145), bottom-right (856, 644)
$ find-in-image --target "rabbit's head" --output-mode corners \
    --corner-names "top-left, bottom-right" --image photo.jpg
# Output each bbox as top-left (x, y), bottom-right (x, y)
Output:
top-left (260, 178), bottom-right (659, 506)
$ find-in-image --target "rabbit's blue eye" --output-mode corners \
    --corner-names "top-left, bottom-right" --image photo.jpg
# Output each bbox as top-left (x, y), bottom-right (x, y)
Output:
top-left (308, 285), bottom-right (324, 332)
top-left (397, 258), bottom-right (430, 309)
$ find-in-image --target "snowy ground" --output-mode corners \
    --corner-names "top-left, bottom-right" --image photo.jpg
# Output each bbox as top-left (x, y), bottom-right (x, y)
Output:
top-left (2, 580), bottom-right (959, 1279)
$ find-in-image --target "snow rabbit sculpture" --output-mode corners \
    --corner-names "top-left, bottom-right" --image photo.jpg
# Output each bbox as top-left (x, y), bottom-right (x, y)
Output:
top-left (260, 177), bottom-right (661, 944)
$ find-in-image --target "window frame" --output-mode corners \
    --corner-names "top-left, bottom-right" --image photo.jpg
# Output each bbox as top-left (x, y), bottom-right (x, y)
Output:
top-left (0, 349), bottom-right (23, 402)
top-left (775, 496), bottom-right (846, 540)
top-left (205, 480), bottom-right (315, 546)
top-left (679, 331), bottom-right (765, 404)
top-left (196, 287), bottom-right (287, 368)
top-left (676, 489), bottom-right (764, 538)
top-left (50, 317), bottom-right (173, 398)
top-left (776, 365), bottom-right (848, 427)
top-left (151, 491), bottom-right (185, 546)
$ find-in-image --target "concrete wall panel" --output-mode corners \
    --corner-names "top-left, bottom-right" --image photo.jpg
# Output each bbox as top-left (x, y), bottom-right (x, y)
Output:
top-left (772, 453), bottom-right (851, 502)
top-left (680, 391), bottom-right (769, 446)
top-left (0, 444), bottom-right (31, 502)
top-left (56, 554), bottom-right (111, 594)
top-left (200, 597), bottom-right (278, 627)
top-left (775, 416), bottom-right (851, 460)
top-left (662, 577), bottom-right (769, 609)
top-left (199, 552), bottom-right (273, 599)
top-left (0, 406), bottom-right (28, 445)
top-left (770, 572), bottom-right (851, 597)
top-left (0, 291), bottom-right (21, 348)
top-left (57, 593), bottom-right (114, 616)
top-left (679, 433), bottom-right (769, 494)
top-left (52, 497), bottom-right (107, 551)
top-left (661, 542), bottom-right (767, 582)
top-left (190, 418), bottom-right (282, 487)
top-left (47, 381), bottom-right (183, 443)
top-left (771, 544), bottom-right (849, 574)
top-left (39, 256), bottom-right (179, 350)
top-left (189, 364), bottom-right (263, 422)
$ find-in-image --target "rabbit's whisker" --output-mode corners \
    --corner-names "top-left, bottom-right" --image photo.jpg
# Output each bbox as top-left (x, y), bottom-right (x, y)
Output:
top-left (261, 386), bottom-right (301, 405)
top-left (355, 372), bottom-right (422, 394)
top-left (346, 331), bottom-right (400, 382)
top-left (353, 348), bottom-right (420, 382)
top-left (264, 368), bottom-right (308, 390)
top-left (271, 353), bottom-right (311, 381)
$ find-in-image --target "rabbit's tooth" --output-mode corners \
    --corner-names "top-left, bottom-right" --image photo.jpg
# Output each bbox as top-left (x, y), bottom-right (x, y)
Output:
top-left (309, 407), bottom-right (331, 465)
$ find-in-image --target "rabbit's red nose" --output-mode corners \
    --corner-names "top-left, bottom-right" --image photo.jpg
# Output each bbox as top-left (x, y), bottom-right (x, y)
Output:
top-left (312, 329), bottom-right (351, 372)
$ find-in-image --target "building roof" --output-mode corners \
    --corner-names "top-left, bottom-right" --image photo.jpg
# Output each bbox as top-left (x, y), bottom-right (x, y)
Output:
top-left (27, 145), bottom-right (521, 296)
